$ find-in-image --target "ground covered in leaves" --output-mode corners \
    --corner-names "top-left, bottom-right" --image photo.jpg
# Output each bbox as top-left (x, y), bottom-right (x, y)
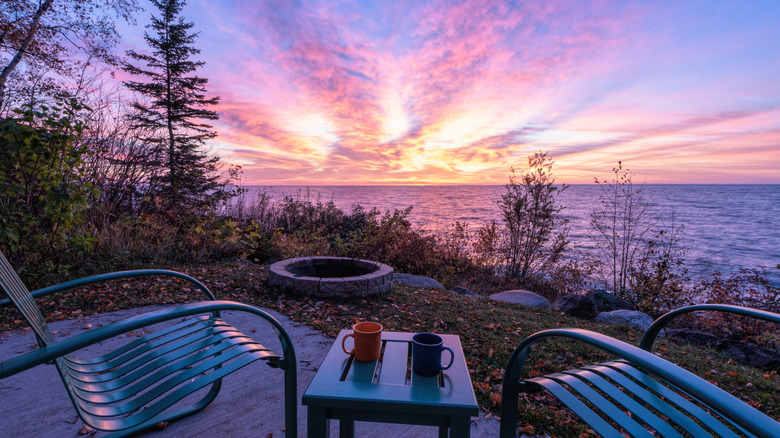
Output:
top-left (2, 262), bottom-right (779, 437)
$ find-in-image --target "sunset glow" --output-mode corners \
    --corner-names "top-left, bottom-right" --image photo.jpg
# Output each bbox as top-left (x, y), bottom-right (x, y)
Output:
top-left (120, 0), bottom-right (780, 184)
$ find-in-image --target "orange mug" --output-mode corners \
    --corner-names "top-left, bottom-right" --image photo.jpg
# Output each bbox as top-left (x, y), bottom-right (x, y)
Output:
top-left (341, 322), bottom-right (383, 362)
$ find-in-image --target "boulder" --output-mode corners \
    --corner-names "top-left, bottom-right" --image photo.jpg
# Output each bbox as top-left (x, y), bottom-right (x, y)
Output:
top-left (586, 290), bottom-right (634, 312)
top-left (596, 310), bottom-right (656, 332)
top-left (489, 290), bottom-right (550, 309)
top-left (666, 329), bottom-right (780, 369)
top-left (721, 342), bottom-right (780, 369)
top-left (451, 286), bottom-right (479, 297)
top-left (394, 273), bottom-right (444, 290)
top-left (552, 295), bottom-right (598, 319)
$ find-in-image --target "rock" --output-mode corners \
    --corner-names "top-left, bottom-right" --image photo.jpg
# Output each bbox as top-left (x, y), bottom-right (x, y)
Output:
top-left (489, 290), bottom-right (550, 309)
top-left (394, 273), bottom-right (444, 290)
top-left (721, 342), bottom-right (780, 369)
top-left (665, 329), bottom-right (722, 346)
top-left (586, 290), bottom-right (634, 312)
top-left (552, 295), bottom-right (598, 319)
top-left (596, 310), bottom-right (656, 332)
top-left (666, 329), bottom-right (780, 369)
top-left (451, 286), bottom-right (479, 297)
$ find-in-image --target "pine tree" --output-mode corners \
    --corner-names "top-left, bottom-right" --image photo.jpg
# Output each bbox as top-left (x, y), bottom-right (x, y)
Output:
top-left (122, 0), bottom-right (221, 212)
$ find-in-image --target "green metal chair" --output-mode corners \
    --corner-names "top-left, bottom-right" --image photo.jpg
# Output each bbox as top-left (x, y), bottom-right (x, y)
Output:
top-left (0, 252), bottom-right (297, 437)
top-left (500, 304), bottom-right (780, 438)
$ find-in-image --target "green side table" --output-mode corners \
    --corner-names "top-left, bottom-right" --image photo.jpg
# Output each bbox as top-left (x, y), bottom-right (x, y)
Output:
top-left (303, 330), bottom-right (479, 437)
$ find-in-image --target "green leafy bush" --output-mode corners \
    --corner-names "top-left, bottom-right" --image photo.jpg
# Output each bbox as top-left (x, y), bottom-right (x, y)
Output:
top-left (0, 96), bottom-right (96, 281)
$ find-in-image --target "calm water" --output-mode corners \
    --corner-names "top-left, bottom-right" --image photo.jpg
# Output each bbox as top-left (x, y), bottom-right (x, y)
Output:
top-left (242, 185), bottom-right (780, 279)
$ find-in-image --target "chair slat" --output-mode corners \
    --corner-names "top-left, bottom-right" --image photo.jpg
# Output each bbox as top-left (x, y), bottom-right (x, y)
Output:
top-left (602, 361), bottom-right (744, 438)
top-left (581, 363), bottom-right (715, 437)
top-left (65, 316), bottom-right (219, 366)
top-left (543, 372), bottom-right (654, 438)
top-left (66, 324), bottom-right (242, 381)
top-left (526, 377), bottom-right (624, 437)
top-left (68, 336), bottom-right (277, 417)
top-left (0, 253), bottom-right (54, 345)
top-left (79, 349), bottom-right (273, 431)
top-left (565, 368), bottom-right (685, 438)
top-left (66, 331), bottom-right (277, 399)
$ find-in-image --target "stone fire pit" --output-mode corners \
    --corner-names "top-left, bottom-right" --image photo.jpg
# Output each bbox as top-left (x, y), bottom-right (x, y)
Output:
top-left (267, 256), bottom-right (394, 297)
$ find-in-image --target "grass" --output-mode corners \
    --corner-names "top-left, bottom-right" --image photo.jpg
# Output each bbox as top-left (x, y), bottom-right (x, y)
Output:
top-left (2, 261), bottom-right (779, 437)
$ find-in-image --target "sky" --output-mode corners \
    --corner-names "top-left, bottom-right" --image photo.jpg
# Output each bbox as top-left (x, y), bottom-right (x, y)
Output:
top-left (117, 0), bottom-right (780, 185)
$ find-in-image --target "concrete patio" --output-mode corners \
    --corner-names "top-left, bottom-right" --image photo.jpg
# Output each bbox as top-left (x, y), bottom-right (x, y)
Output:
top-left (0, 305), bottom-right (501, 437)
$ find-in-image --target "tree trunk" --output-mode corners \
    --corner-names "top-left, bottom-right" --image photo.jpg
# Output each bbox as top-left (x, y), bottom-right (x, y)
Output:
top-left (165, 19), bottom-right (176, 205)
top-left (0, 0), bottom-right (55, 108)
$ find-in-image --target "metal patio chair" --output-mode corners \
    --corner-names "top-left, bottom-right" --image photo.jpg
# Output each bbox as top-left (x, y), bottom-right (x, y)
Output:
top-left (0, 251), bottom-right (297, 437)
top-left (500, 304), bottom-right (780, 437)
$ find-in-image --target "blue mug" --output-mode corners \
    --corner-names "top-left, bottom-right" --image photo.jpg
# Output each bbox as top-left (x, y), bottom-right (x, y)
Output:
top-left (412, 333), bottom-right (454, 377)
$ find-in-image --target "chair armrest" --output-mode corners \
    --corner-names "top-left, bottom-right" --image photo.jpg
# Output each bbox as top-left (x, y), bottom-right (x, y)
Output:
top-left (0, 269), bottom-right (216, 309)
top-left (639, 304), bottom-right (780, 351)
top-left (500, 328), bottom-right (780, 438)
top-left (0, 300), bottom-right (295, 378)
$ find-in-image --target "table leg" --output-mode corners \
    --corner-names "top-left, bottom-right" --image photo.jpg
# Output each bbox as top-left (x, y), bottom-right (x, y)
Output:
top-left (449, 416), bottom-right (471, 438)
top-left (439, 425), bottom-right (448, 438)
top-left (339, 419), bottom-right (355, 438)
top-left (307, 406), bottom-right (330, 438)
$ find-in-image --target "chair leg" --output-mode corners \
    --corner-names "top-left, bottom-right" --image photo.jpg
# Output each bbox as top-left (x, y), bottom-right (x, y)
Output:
top-left (285, 360), bottom-right (298, 438)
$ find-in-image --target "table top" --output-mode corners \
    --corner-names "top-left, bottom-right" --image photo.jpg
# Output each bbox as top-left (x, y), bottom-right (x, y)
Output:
top-left (302, 330), bottom-right (479, 417)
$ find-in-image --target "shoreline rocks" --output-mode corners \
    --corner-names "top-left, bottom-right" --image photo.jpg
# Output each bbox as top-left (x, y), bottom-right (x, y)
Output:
top-left (552, 295), bottom-right (598, 319)
top-left (596, 309), bottom-right (657, 333)
top-left (666, 329), bottom-right (780, 369)
top-left (489, 290), bottom-right (551, 309)
top-left (394, 273), bottom-right (444, 290)
top-left (586, 289), bottom-right (634, 312)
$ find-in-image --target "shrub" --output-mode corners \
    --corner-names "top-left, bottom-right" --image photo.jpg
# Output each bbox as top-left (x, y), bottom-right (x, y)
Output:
top-left (590, 163), bottom-right (696, 315)
top-left (627, 223), bottom-right (695, 316)
top-left (497, 151), bottom-right (570, 281)
top-left (696, 268), bottom-right (780, 347)
top-left (0, 96), bottom-right (96, 281)
top-left (81, 212), bottom-right (251, 272)
top-left (473, 220), bottom-right (501, 274)
top-left (590, 161), bottom-right (652, 294)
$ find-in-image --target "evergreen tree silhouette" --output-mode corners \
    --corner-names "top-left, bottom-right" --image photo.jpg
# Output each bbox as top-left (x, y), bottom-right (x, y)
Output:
top-left (123, 0), bottom-right (221, 212)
